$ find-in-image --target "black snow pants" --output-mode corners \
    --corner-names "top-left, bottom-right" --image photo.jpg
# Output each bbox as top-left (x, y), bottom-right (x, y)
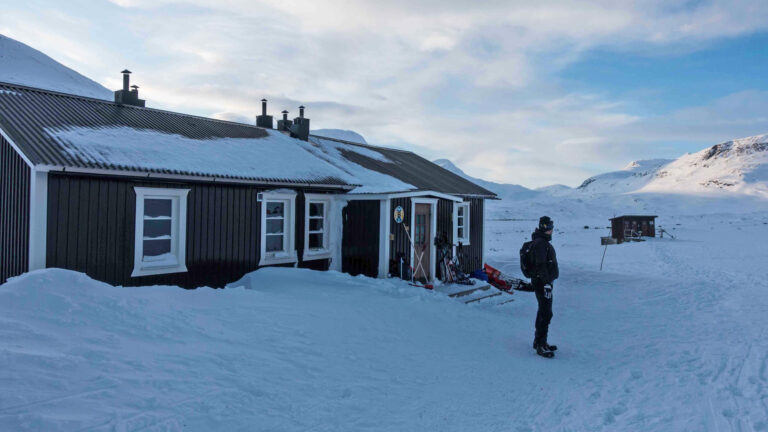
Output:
top-left (533, 278), bottom-right (553, 346)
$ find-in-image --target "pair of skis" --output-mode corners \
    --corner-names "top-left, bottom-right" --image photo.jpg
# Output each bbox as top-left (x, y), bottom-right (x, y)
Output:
top-left (402, 224), bottom-right (432, 289)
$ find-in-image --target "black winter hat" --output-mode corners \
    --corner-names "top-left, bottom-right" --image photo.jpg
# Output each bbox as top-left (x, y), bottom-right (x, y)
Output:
top-left (539, 216), bottom-right (554, 231)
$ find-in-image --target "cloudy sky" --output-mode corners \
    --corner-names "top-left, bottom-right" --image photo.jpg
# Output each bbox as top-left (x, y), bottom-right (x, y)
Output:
top-left (2, 0), bottom-right (768, 187)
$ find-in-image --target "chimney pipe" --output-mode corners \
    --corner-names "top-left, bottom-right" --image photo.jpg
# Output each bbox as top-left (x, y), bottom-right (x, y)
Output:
top-left (282, 110), bottom-right (289, 121)
top-left (121, 69), bottom-right (131, 92)
top-left (299, 105), bottom-right (305, 119)
top-left (261, 99), bottom-right (267, 116)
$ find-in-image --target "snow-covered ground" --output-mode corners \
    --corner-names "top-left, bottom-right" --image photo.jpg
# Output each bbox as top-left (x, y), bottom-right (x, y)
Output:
top-left (2, 193), bottom-right (767, 431)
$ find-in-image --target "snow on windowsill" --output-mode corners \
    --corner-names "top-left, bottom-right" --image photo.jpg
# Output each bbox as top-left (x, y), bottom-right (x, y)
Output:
top-left (303, 249), bottom-right (331, 261)
top-left (141, 253), bottom-right (178, 266)
top-left (259, 251), bottom-right (298, 266)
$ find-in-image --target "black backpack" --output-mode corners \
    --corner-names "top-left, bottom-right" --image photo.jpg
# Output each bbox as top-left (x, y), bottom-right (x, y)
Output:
top-left (519, 240), bottom-right (536, 279)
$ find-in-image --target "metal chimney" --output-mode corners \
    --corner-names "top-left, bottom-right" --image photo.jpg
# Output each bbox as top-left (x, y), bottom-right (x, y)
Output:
top-left (277, 110), bottom-right (292, 131)
top-left (121, 69), bottom-right (131, 92)
top-left (114, 69), bottom-right (145, 107)
top-left (291, 106), bottom-right (310, 141)
top-left (256, 98), bottom-right (274, 128)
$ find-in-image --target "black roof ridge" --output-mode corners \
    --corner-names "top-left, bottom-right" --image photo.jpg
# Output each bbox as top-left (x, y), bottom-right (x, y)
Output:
top-left (0, 80), bottom-right (272, 135)
top-left (309, 133), bottom-right (415, 155)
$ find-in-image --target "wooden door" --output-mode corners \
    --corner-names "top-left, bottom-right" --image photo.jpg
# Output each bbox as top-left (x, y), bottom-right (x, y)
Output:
top-left (342, 200), bottom-right (380, 278)
top-left (413, 204), bottom-right (431, 282)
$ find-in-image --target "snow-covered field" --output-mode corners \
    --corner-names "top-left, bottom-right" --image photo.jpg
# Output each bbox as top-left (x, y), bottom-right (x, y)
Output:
top-left (2, 194), bottom-right (767, 431)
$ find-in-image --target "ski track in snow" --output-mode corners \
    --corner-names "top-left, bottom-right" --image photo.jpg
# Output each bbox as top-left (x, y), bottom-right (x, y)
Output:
top-left (0, 205), bottom-right (767, 430)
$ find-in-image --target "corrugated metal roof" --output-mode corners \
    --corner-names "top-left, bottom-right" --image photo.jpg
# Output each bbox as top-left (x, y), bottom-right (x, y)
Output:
top-left (310, 135), bottom-right (497, 198)
top-left (0, 82), bottom-right (350, 187)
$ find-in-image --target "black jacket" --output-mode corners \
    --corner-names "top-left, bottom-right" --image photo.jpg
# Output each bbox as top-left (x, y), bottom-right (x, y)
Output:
top-left (531, 229), bottom-right (558, 284)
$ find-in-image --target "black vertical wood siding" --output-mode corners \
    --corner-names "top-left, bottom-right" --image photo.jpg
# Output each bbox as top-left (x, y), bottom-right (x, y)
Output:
top-left (459, 198), bottom-right (484, 274)
top-left (389, 197), bottom-right (411, 274)
top-left (341, 200), bottom-right (380, 277)
top-left (435, 199), bottom-right (454, 277)
top-left (0, 136), bottom-right (30, 284)
top-left (45, 173), bottom-right (333, 288)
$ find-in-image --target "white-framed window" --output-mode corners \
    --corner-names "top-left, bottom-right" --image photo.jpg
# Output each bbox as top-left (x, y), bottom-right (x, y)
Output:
top-left (132, 187), bottom-right (189, 277)
top-left (304, 194), bottom-right (332, 260)
top-left (259, 190), bottom-right (298, 265)
top-left (454, 202), bottom-right (471, 245)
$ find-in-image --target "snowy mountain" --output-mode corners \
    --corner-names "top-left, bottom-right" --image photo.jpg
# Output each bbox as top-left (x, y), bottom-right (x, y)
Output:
top-left (641, 133), bottom-right (768, 197)
top-left (573, 134), bottom-right (768, 198)
top-left (432, 158), bottom-right (540, 200)
top-left (576, 158), bottom-right (674, 194)
top-left (0, 34), bottom-right (111, 100)
top-left (534, 184), bottom-right (573, 196)
top-left (312, 129), bottom-right (368, 144)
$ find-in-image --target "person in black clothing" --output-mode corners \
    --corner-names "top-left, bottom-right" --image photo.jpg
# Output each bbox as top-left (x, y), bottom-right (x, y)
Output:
top-left (531, 216), bottom-right (559, 358)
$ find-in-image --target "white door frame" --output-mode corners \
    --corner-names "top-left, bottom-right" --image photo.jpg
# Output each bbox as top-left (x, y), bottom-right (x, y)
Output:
top-left (410, 198), bottom-right (438, 282)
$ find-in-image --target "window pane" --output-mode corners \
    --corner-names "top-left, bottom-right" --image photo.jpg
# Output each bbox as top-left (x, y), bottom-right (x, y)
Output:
top-left (144, 219), bottom-right (171, 239)
top-left (457, 216), bottom-right (464, 227)
top-left (267, 219), bottom-right (283, 234)
top-left (266, 234), bottom-right (284, 252)
top-left (309, 233), bottom-right (323, 249)
top-left (143, 239), bottom-right (171, 257)
top-left (309, 218), bottom-right (324, 232)
top-left (458, 206), bottom-right (464, 217)
top-left (145, 199), bottom-right (172, 218)
top-left (309, 202), bottom-right (324, 217)
top-left (266, 201), bottom-right (284, 217)
top-left (458, 228), bottom-right (464, 239)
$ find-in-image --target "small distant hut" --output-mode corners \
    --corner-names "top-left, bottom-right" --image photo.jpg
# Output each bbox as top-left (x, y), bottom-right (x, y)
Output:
top-left (610, 215), bottom-right (657, 243)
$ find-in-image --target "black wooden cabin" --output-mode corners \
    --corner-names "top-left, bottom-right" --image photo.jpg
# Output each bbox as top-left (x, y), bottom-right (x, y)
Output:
top-left (610, 215), bottom-right (658, 243)
top-left (0, 80), bottom-right (496, 287)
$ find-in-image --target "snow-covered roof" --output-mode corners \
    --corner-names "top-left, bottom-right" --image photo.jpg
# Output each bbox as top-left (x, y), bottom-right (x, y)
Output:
top-left (309, 134), bottom-right (497, 197)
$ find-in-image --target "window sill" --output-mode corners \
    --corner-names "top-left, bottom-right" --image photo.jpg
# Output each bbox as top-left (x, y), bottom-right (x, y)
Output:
top-left (131, 263), bottom-right (188, 278)
top-left (456, 239), bottom-right (471, 246)
top-left (303, 249), bottom-right (331, 261)
top-left (259, 252), bottom-right (298, 266)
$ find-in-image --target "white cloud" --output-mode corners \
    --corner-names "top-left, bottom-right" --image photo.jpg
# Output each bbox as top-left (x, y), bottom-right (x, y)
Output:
top-left (3, 0), bottom-right (768, 187)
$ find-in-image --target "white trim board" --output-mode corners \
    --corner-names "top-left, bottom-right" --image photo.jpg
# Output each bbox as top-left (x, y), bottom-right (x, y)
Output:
top-left (36, 164), bottom-right (355, 190)
top-left (378, 198), bottom-right (391, 278)
top-left (28, 171), bottom-right (48, 271)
